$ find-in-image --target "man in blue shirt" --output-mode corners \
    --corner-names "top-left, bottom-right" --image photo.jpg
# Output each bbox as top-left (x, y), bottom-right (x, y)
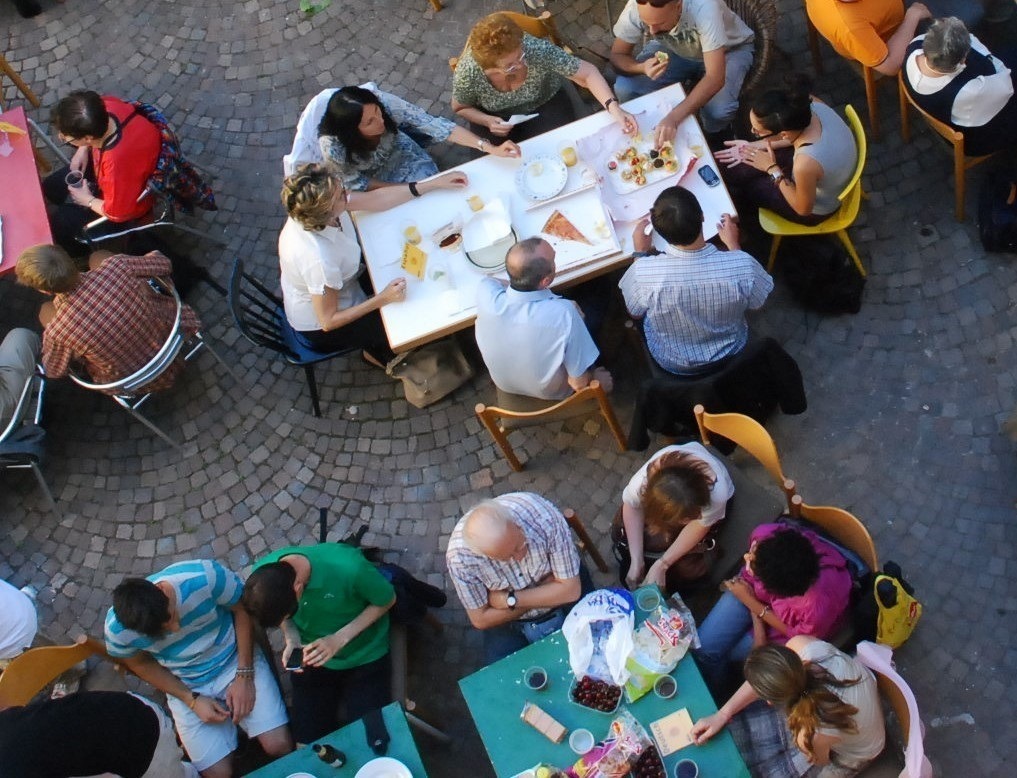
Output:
top-left (105, 559), bottom-right (292, 778)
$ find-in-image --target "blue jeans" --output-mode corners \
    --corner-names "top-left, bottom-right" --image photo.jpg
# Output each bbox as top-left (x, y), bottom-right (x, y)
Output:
top-left (694, 591), bottom-right (755, 689)
top-left (613, 42), bottom-right (753, 133)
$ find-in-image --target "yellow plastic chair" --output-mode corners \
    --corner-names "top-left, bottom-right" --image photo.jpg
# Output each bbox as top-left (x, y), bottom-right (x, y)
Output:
top-left (475, 380), bottom-right (627, 471)
top-left (693, 404), bottom-right (796, 512)
top-left (760, 104), bottom-right (868, 278)
top-left (0, 637), bottom-right (102, 708)
top-left (897, 72), bottom-right (996, 222)
top-left (789, 495), bottom-right (879, 571)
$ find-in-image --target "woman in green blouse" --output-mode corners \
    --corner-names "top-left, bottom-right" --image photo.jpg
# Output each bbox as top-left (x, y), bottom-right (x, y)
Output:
top-left (452, 13), bottom-right (637, 143)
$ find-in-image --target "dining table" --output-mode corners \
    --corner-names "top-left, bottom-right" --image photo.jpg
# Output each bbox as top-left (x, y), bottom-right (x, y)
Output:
top-left (350, 83), bottom-right (736, 352)
top-left (244, 702), bottom-right (429, 777)
top-left (458, 591), bottom-right (750, 778)
top-left (0, 105), bottom-right (53, 275)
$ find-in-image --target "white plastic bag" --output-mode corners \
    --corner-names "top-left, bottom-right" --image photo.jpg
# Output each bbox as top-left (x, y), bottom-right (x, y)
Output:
top-left (563, 588), bottom-right (635, 686)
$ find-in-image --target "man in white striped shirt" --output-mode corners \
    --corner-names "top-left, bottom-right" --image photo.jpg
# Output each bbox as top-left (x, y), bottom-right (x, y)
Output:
top-left (620, 186), bottom-right (773, 376)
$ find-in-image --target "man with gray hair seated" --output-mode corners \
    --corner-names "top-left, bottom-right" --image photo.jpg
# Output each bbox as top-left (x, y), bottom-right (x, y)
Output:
top-left (445, 492), bottom-right (588, 662)
top-left (902, 15), bottom-right (1017, 156)
top-left (474, 237), bottom-right (612, 401)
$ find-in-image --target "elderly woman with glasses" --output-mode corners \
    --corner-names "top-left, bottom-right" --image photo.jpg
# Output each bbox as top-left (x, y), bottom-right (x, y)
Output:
top-left (278, 163), bottom-right (466, 364)
top-left (714, 74), bottom-right (857, 226)
top-left (902, 16), bottom-right (1017, 157)
top-left (452, 12), bottom-right (637, 143)
top-left (318, 85), bottom-right (521, 192)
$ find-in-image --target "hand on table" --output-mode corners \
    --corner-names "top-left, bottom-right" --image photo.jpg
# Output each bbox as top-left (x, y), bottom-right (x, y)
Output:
top-left (690, 711), bottom-right (729, 745)
top-left (304, 633), bottom-right (348, 667)
top-left (225, 675), bottom-right (256, 723)
top-left (641, 559), bottom-right (668, 589)
top-left (610, 106), bottom-right (639, 136)
top-left (488, 140), bottom-right (521, 158)
top-left (431, 170), bottom-right (469, 190)
top-left (653, 112), bottom-right (680, 149)
top-left (192, 695), bottom-right (230, 724)
top-left (632, 215), bottom-right (653, 254)
top-left (378, 278), bottom-right (407, 305)
top-left (487, 117), bottom-right (514, 138)
top-left (714, 140), bottom-right (750, 168)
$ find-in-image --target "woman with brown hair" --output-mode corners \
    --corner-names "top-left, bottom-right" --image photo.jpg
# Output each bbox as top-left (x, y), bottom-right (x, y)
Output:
top-left (691, 636), bottom-right (886, 776)
top-left (613, 442), bottom-right (734, 592)
top-left (452, 12), bottom-right (637, 143)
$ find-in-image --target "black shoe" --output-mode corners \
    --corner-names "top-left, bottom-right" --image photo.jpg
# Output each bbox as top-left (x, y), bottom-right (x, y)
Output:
top-left (14, 0), bottom-right (43, 18)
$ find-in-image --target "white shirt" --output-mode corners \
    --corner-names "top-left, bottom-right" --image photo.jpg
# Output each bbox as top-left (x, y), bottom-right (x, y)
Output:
top-left (621, 442), bottom-right (734, 527)
top-left (904, 34), bottom-right (1014, 127)
top-left (0, 579), bottom-right (38, 660)
top-left (473, 278), bottom-right (599, 400)
top-left (278, 217), bottom-right (367, 332)
top-left (613, 0), bottom-right (754, 60)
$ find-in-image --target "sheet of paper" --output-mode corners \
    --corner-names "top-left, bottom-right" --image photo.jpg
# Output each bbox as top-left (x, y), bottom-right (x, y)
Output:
top-left (650, 707), bottom-right (695, 757)
top-left (0, 215), bottom-right (4, 264)
top-left (507, 113), bottom-right (539, 126)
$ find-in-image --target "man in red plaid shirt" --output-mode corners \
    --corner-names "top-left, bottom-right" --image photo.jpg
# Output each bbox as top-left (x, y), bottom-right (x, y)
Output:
top-left (16, 245), bottom-right (200, 394)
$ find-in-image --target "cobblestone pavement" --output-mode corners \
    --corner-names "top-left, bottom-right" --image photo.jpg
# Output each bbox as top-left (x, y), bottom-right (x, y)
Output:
top-left (2, 1), bottom-right (1017, 776)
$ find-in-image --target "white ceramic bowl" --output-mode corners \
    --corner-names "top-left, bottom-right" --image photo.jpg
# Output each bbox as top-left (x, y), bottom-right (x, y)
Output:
top-left (354, 756), bottom-right (412, 778)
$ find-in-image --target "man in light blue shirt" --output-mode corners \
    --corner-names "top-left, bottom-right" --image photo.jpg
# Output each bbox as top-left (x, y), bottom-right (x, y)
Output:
top-left (105, 560), bottom-right (292, 777)
top-left (620, 186), bottom-right (773, 376)
top-left (474, 238), bottom-right (611, 400)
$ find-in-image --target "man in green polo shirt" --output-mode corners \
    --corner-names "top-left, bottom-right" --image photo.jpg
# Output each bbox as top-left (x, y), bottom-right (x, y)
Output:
top-left (242, 544), bottom-right (395, 743)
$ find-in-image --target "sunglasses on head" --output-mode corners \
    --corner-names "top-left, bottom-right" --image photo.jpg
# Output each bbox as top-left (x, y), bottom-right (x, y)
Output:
top-left (635, 0), bottom-right (679, 6)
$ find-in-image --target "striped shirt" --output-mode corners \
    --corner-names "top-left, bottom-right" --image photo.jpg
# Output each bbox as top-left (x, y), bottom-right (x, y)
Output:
top-left (619, 243), bottom-right (772, 374)
top-left (104, 560), bottom-right (242, 687)
top-left (446, 492), bottom-right (580, 620)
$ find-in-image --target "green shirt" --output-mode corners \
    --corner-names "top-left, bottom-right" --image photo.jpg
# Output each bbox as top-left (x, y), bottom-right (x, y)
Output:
top-left (255, 544), bottom-right (394, 670)
top-left (452, 34), bottom-right (581, 115)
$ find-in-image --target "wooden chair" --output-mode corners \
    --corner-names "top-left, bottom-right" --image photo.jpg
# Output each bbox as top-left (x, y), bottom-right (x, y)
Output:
top-left (789, 495), bottom-right (879, 571)
top-left (475, 380), bottom-right (627, 471)
top-left (0, 53), bottom-right (40, 110)
top-left (426, 0), bottom-right (442, 11)
top-left (760, 104), bottom-right (868, 278)
top-left (563, 508), bottom-right (609, 573)
top-left (693, 404), bottom-right (796, 512)
top-left (897, 72), bottom-right (996, 222)
top-left (726, 0), bottom-right (779, 96)
top-left (0, 637), bottom-right (100, 708)
top-left (389, 623), bottom-right (452, 744)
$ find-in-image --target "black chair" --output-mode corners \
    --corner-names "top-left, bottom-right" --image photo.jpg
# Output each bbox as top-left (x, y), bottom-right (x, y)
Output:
top-left (228, 257), bottom-right (359, 417)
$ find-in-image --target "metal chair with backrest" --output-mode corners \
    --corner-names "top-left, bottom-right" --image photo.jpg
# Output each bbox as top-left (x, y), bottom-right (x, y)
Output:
top-left (69, 279), bottom-right (235, 450)
top-left (788, 495), bottom-right (879, 571)
top-left (897, 72), bottom-right (996, 222)
top-left (759, 104), bottom-right (868, 278)
top-left (0, 637), bottom-right (99, 709)
top-left (0, 363), bottom-right (56, 511)
top-left (475, 380), bottom-right (628, 471)
top-left (228, 257), bottom-right (360, 418)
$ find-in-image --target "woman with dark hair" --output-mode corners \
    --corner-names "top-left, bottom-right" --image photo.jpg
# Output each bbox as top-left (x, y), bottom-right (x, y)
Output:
top-left (715, 75), bottom-right (857, 226)
top-left (317, 85), bottom-right (519, 191)
top-left (613, 443), bottom-right (734, 592)
top-left (902, 16), bottom-right (1017, 157)
top-left (691, 636), bottom-right (885, 777)
top-left (694, 523), bottom-right (852, 688)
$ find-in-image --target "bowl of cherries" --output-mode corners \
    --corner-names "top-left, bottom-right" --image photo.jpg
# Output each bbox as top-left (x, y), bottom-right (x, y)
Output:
top-left (570, 675), bottom-right (623, 714)
top-left (631, 745), bottom-right (666, 778)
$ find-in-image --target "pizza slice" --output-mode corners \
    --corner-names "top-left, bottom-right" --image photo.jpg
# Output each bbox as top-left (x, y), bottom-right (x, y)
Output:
top-left (541, 209), bottom-right (592, 245)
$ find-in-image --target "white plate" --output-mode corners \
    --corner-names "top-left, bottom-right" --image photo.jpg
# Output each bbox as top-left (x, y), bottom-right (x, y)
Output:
top-left (515, 156), bottom-right (568, 202)
top-left (354, 757), bottom-right (412, 778)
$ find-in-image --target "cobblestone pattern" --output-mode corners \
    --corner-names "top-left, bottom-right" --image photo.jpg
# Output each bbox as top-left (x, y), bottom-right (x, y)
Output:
top-left (2, 1), bottom-right (1017, 776)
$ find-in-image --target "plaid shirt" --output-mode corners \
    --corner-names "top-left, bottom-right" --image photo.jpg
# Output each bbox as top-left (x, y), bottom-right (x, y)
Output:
top-left (446, 492), bottom-right (581, 620)
top-left (42, 252), bottom-right (200, 395)
top-left (619, 243), bottom-right (773, 373)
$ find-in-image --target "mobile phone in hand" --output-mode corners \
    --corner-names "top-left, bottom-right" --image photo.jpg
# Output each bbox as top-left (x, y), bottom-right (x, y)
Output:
top-left (698, 164), bottom-right (720, 187)
top-left (284, 647), bottom-right (303, 671)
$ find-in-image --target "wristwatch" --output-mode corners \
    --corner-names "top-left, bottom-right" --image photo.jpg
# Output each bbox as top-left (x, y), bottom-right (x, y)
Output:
top-left (506, 589), bottom-right (517, 609)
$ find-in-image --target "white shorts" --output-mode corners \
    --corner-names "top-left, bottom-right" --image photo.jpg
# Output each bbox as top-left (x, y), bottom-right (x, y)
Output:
top-left (166, 652), bottom-right (289, 772)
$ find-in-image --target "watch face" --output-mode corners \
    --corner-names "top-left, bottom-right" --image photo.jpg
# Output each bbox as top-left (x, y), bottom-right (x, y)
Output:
top-left (507, 594), bottom-right (517, 607)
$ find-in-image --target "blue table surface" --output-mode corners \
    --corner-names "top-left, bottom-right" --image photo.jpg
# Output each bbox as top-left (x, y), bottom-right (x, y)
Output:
top-left (459, 597), bottom-right (750, 778)
top-left (245, 702), bottom-right (428, 777)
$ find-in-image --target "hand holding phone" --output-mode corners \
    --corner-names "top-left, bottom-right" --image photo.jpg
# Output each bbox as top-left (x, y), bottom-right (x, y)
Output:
top-left (284, 646), bottom-right (304, 672)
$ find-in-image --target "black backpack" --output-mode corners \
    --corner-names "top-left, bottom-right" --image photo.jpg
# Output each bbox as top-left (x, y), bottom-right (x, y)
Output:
top-left (776, 235), bottom-right (866, 314)
top-left (978, 164), bottom-right (1017, 253)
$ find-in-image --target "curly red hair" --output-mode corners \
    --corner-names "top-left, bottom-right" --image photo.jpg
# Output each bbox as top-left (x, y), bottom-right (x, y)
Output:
top-left (468, 13), bottom-right (524, 69)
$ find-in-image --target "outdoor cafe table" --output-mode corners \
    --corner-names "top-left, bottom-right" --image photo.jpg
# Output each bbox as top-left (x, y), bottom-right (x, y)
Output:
top-left (351, 83), bottom-right (736, 352)
top-left (0, 105), bottom-right (53, 275)
top-left (245, 702), bottom-right (428, 777)
top-left (459, 598), bottom-right (750, 778)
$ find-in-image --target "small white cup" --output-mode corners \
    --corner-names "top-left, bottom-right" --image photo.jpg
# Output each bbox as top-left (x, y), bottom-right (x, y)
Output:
top-left (569, 727), bottom-right (595, 755)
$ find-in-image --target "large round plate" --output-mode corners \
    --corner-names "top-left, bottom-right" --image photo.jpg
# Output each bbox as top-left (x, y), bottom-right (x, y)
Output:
top-left (515, 155), bottom-right (568, 202)
top-left (354, 757), bottom-right (412, 778)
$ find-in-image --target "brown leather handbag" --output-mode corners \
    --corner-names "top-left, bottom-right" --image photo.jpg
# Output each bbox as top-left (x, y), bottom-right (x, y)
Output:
top-left (609, 506), bottom-right (718, 592)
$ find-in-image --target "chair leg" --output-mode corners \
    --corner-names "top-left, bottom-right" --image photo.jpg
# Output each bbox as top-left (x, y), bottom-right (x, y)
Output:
top-left (835, 230), bottom-right (867, 277)
top-left (30, 462), bottom-right (58, 513)
top-left (0, 54), bottom-right (41, 107)
top-left (863, 66), bottom-right (880, 139)
top-left (195, 334), bottom-right (240, 383)
top-left (767, 235), bottom-right (782, 273)
top-left (593, 386), bottom-right (628, 452)
top-left (953, 142), bottom-right (966, 222)
top-left (406, 710), bottom-right (453, 744)
top-left (119, 404), bottom-right (183, 450)
top-left (166, 222), bottom-right (228, 246)
top-left (427, 0), bottom-right (442, 10)
top-left (564, 508), bottom-right (610, 573)
top-left (897, 78), bottom-right (911, 144)
top-left (27, 119), bottom-right (70, 166)
top-left (303, 364), bottom-right (323, 417)
top-left (475, 404), bottom-right (523, 471)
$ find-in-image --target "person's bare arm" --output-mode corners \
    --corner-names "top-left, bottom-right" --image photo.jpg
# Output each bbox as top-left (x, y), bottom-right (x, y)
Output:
top-left (448, 125), bottom-right (520, 158)
top-left (465, 574), bottom-right (581, 630)
top-left (654, 48), bottom-right (727, 147)
top-left (621, 501), bottom-right (647, 588)
top-left (874, 3), bottom-right (932, 76)
top-left (304, 595), bottom-right (396, 667)
top-left (347, 171), bottom-right (469, 212)
top-left (310, 279), bottom-right (405, 332)
top-left (644, 520), bottom-right (710, 587)
top-left (570, 60), bottom-right (637, 134)
top-left (610, 38), bottom-right (661, 77)
top-left (690, 680), bottom-right (760, 744)
top-left (226, 603), bottom-right (256, 722)
top-left (121, 651), bottom-right (229, 723)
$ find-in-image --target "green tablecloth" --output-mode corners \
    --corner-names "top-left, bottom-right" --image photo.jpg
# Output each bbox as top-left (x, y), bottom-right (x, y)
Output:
top-left (459, 600), bottom-right (750, 778)
top-left (245, 703), bottom-right (428, 777)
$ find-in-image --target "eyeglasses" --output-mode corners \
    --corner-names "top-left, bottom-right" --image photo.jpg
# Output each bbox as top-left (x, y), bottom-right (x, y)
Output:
top-left (750, 126), bottom-right (780, 140)
top-left (635, 0), bottom-right (679, 7)
top-left (499, 50), bottom-right (527, 74)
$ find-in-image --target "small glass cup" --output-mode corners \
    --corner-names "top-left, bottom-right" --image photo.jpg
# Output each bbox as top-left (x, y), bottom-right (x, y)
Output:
top-left (467, 193), bottom-right (485, 212)
top-left (653, 674), bottom-right (677, 699)
top-left (401, 221), bottom-right (422, 245)
top-left (568, 728), bottom-right (595, 755)
top-left (558, 141), bottom-right (579, 168)
top-left (65, 170), bottom-right (85, 189)
top-left (674, 759), bottom-right (699, 778)
top-left (635, 586), bottom-right (662, 612)
top-left (523, 665), bottom-right (548, 691)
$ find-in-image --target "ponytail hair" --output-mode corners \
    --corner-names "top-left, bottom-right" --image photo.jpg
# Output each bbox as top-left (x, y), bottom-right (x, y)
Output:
top-left (743, 645), bottom-right (862, 755)
top-left (751, 73), bottom-right (813, 134)
top-left (640, 450), bottom-right (716, 530)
